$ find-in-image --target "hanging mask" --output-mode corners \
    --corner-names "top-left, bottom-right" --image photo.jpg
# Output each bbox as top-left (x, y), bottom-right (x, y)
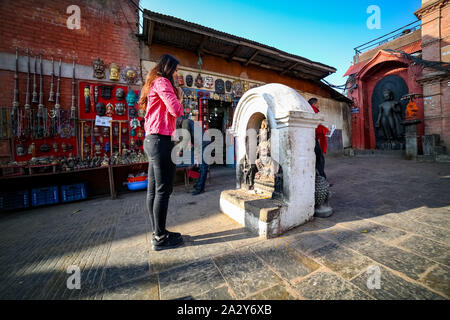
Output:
top-left (204, 76), bottom-right (214, 89)
top-left (101, 86), bottom-right (113, 99)
top-left (103, 127), bottom-right (110, 137)
top-left (195, 74), bottom-right (203, 88)
top-left (126, 90), bottom-right (138, 107)
top-left (186, 74), bottom-right (193, 87)
top-left (93, 58), bottom-right (106, 79)
top-left (177, 72), bottom-right (184, 86)
top-left (225, 80), bottom-right (232, 92)
top-left (109, 63), bottom-right (120, 81)
top-left (130, 139), bottom-right (135, 147)
top-left (115, 103), bottom-right (126, 116)
top-left (215, 79), bottom-right (225, 94)
top-left (232, 81), bottom-right (244, 98)
top-left (96, 102), bottom-right (106, 116)
top-left (61, 142), bottom-right (68, 152)
top-left (130, 118), bottom-right (140, 129)
top-left (113, 125), bottom-right (119, 136)
top-left (95, 143), bottom-right (102, 155)
top-left (116, 88), bottom-right (126, 100)
top-left (53, 142), bottom-right (59, 153)
top-left (16, 143), bottom-right (26, 156)
top-left (94, 126), bottom-right (101, 136)
top-left (129, 107), bottom-right (137, 119)
top-left (121, 66), bottom-right (139, 85)
top-left (106, 103), bottom-right (114, 117)
top-left (122, 126), bottom-right (128, 135)
top-left (104, 142), bottom-right (111, 153)
top-left (138, 107), bottom-right (146, 118)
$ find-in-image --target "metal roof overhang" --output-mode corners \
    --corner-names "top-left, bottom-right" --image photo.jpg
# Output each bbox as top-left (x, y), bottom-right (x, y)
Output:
top-left (141, 10), bottom-right (336, 81)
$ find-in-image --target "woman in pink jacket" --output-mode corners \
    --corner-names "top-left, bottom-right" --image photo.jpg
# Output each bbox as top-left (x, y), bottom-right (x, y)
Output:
top-left (138, 54), bottom-right (184, 251)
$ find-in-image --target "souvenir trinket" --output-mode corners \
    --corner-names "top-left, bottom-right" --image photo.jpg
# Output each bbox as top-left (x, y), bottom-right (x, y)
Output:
top-left (186, 74), bottom-right (193, 87)
top-left (102, 127), bottom-right (110, 137)
top-left (94, 86), bottom-right (99, 103)
top-left (115, 103), bottom-right (126, 116)
top-left (122, 127), bottom-right (128, 135)
top-left (61, 142), bottom-right (67, 152)
top-left (129, 107), bottom-right (137, 119)
top-left (96, 102), bottom-right (106, 116)
top-left (40, 144), bottom-right (50, 153)
top-left (101, 86), bottom-right (113, 99)
top-left (137, 129), bottom-right (144, 138)
top-left (130, 118), bottom-right (140, 130)
top-left (106, 103), bottom-right (114, 117)
top-left (204, 76), bottom-right (214, 89)
top-left (93, 58), bottom-right (106, 79)
top-left (130, 128), bottom-right (136, 137)
top-left (53, 142), bottom-right (58, 153)
top-left (126, 90), bottom-right (137, 107)
top-left (116, 88), bottom-right (125, 100)
top-left (94, 126), bottom-right (100, 136)
top-left (215, 79), bottom-right (225, 94)
top-left (113, 125), bottom-right (119, 136)
top-left (121, 66), bottom-right (139, 85)
top-left (177, 72), bottom-right (184, 86)
top-left (104, 142), bottom-right (110, 153)
top-left (195, 74), bottom-right (203, 88)
top-left (94, 143), bottom-right (102, 155)
top-left (109, 63), bottom-right (120, 81)
top-left (138, 107), bottom-right (146, 118)
top-left (84, 84), bottom-right (90, 113)
top-left (16, 143), bottom-right (26, 156)
top-left (225, 80), bottom-right (232, 92)
top-left (232, 80), bottom-right (244, 97)
top-left (243, 81), bottom-right (250, 92)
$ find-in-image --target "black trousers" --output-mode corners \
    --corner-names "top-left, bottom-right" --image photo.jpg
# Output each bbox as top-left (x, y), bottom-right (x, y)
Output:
top-left (315, 138), bottom-right (326, 179)
top-left (144, 134), bottom-right (176, 237)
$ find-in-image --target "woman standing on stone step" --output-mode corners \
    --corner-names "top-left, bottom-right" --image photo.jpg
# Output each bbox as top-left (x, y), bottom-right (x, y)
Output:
top-left (139, 54), bottom-right (184, 251)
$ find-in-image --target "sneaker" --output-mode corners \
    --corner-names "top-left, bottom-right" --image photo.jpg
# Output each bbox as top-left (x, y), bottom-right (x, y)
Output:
top-left (152, 232), bottom-right (183, 251)
top-left (192, 189), bottom-right (204, 196)
top-left (151, 231), bottom-right (182, 245)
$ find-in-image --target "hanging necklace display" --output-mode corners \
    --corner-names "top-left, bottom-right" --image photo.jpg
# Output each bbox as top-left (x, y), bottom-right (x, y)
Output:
top-left (11, 48), bottom-right (20, 139)
top-left (32, 56), bottom-right (38, 104)
top-left (24, 49), bottom-right (31, 138)
top-left (37, 54), bottom-right (44, 139)
top-left (70, 57), bottom-right (77, 136)
top-left (48, 56), bottom-right (55, 103)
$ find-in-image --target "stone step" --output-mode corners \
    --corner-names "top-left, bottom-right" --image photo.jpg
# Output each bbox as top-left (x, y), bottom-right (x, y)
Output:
top-left (416, 155), bottom-right (436, 162)
top-left (436, 154), bottom-right (450, 163)
top-left (353, 149), bottom-right (404, 157)
top-left (433, 145), bottom-right (447, 155)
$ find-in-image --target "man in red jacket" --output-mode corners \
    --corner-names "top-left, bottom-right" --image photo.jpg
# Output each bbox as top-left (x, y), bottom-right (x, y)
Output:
top-left (309, 98), bottom-right (329, 179)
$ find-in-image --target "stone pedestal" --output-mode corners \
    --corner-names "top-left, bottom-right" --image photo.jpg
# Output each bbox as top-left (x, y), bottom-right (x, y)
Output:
top-left (404, 124), bottom-right (418, 159)
top-left (220, 84), bottom-right (320, 238)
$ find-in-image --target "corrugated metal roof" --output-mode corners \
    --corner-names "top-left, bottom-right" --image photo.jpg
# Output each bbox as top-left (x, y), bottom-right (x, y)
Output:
top-left (142, 9), bottom-right (336, 80)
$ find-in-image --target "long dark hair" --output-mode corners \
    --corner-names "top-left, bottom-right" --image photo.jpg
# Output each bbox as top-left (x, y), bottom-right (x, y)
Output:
top-left (139, 54), bottom-right (180, 109)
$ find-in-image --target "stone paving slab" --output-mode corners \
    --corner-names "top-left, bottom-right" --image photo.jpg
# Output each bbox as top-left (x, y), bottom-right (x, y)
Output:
top-left (0, 157), bottom-right (449, 300)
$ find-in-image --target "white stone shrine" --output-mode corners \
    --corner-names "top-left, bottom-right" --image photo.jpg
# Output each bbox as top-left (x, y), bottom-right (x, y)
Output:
top-left (220, 83), bottom-right (322, 238)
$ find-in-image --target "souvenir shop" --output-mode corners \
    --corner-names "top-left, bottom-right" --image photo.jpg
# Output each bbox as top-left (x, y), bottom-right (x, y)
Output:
top-left (175, 65), bottom-right (265, 164)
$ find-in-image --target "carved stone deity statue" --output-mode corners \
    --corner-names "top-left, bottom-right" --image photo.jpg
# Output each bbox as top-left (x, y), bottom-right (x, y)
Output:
top-left (255, 119), bottom-right (274, 180)
top-left (375, 89), bottom-right (403, 142)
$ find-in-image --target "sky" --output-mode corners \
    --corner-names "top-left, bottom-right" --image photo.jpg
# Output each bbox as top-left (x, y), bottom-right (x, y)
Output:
top-left (139, 0), bottom-right (422, 88)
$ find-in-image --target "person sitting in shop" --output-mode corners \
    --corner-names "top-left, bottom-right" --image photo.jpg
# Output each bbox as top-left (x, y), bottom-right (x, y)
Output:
top-left (176, 115), bottom-right (211, 195)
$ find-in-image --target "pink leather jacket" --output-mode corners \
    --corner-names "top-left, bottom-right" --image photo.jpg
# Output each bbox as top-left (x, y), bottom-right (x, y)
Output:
top-left (144, 77), bottom-right (184, 136)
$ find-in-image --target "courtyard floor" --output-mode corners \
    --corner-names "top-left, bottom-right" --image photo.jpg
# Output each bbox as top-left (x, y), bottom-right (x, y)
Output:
top-left (0, 155), bottom-right (449, 300)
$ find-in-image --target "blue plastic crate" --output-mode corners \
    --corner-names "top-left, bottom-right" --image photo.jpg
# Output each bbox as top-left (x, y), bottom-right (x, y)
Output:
top-left (31, 186), bottom-right (59, 207)
top-left (0, 190), bottom-right (29, 211)
top-left (60, 183), bottom-right (87, 203)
